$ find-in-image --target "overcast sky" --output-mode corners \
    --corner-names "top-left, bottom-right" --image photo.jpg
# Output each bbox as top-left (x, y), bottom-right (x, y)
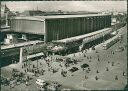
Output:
top-left (1, 1), bottom-right (127, 12)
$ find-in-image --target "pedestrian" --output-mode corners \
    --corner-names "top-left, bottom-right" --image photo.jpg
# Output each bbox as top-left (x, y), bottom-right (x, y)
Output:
top-left (95, 76), bottom-right (98, 80)
top-left (74, 54), bottom-right (75, 57)
top-left (96, 70), bottom-right (99, 73)
top-left (86, 70), bottom-right (89, 73)
top-left (59, 63), bottom-right (62, 67)
top-left (22, 65), bottom-right (23, 69)
top-left (115, 75), bottom-right (118, 80)
top-left (97, 55), bottom-right (99, 58)
top-left (10, 83), bottom-right (15, 88)
top-left (40, 62), bottom-right (42, 65)
top-left (41, 71), bottom-right (44, 75)
top-left (96, 50), bottom-right (98, 53)
top-left (24, 69), bottom-right (26, 73)
top-left (26, 68), bottom-right (28, 72)
top-left (33, 65), bottom-right (35, 68)
top-left (26, 76), bottom-right (29, 81)
top-left (42, 69), bottom-right (45, 75)
top-left (106, 67), bottom-right (109, 71)
top-left (90, 56), bottom-right (92, 59)
top-left (79, 53), bottom-right (81, 56)
top-left (32, 69), bottom-right (34, 73)
top-left (65, 63), bottom-right (68, 69)
top-left (88, 67), bottom-right (90, 71)
top-left (37, 69), bottom-right (40, 74)
top-left (123, 72), bottom-right (126, 76)
top-left (84, 49), bottom-right (87, 53)
top-left (24, 63), bottom-right (25, 67)
top-left (98, 58), bottom-right (100, 61)
top-left (82, 68), bottom-right (85, 71)
top-left (112, 62), bottom-right (114, 66)
top-left (113, 51), bottom-right (114, 54)
top-left (48, 68), bottom-right (50, 71)
top-left (47, 62), bottom-right (50, 67)
top-left (15, 61), bottom-right (17, 64)
top-left (25, 81), bottom-right (28, 86)
top-left (74, 59), bottom-right (77, 64)
top-left (85, 75), bottom-right (88, 79)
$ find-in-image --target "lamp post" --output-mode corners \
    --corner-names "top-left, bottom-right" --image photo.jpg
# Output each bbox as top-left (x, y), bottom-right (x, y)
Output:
top-left (103, 33), bottom-right (105, 43)
top-left (36, 54), bottom-right (39, 70)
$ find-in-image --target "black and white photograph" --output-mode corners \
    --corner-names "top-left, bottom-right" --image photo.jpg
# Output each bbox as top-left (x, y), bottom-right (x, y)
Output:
top-left (0, 0), bottom-right (127, 90)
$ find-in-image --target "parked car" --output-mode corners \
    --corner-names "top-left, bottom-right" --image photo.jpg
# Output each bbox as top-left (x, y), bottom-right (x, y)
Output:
top-left (38, 86), bottom-right (45, 91)
top-left (1, 77), bottom-right (9, 86)
top-left (47, 81), bottom-right (62, 90)
top-left (36, 78), bottom-right (46, 86)
top-left (81, 63), bottom-right (89, 69)
top-left (50, 81), bottom-right (61, 88)
top-left (69, 67), bottom-right (79, 73)
top-left (116, 46), bottom-right (124, 52)
top-left (62, 88), bottom-right (71, 91)
top-left (10, 79), bottom-right (17, 88)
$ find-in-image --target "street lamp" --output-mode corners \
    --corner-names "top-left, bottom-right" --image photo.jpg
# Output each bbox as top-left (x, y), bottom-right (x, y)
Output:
top-left (36, 54), bottom-right (39, 70)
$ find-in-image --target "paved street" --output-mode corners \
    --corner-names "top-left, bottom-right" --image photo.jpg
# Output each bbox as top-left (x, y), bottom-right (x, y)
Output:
top-left (1, 25), bottom-right (127, 90)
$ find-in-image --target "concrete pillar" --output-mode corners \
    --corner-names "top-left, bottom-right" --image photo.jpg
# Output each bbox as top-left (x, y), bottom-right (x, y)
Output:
top-left (19, 48), bottom-right (23, 64)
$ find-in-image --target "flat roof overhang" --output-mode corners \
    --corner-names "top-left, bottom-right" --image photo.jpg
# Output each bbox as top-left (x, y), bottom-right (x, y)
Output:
top-left (54, 28), bottom-right (111, 43)
top-left (14, 14), bottom-right (111, 22)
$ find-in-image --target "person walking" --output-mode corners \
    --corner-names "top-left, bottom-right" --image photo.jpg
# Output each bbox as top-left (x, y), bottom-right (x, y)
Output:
top-left (22, 65), bottom-right (24, 69)
top-left (98, 58), bottom-right (100, 61)
top-left (115, 75), bottom-right (118, 80)
top-left (96, 70), bottom-right (99, 73)
top-left (59, 63), bottom-right (62, 67)
top-left (85, 75), bottom-right (88, 79)
top-left (106, 67), bottom-right (109, 71)
top-left (123, 71), bottom-right (126, 76)
top-left (95, 76), bottom-right (98, 80)
top-left (25, 81), bottom-right (28, 86)
top-left (113, 51), bottom-right (114, 54)
top-left (74, 54), bottom-right (75, 57)
top-left (88, 68), bottom-right (91, 71)
top-left (112, 62), bottom-right (114, 66)
top-left (90, 56), bottom-right (92, 59)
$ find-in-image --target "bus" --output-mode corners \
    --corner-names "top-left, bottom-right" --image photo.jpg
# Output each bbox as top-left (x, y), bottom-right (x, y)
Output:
top-left (27, 52), bottom-right (45, 61)
top-left (102, 35), bottom-right (120, 50)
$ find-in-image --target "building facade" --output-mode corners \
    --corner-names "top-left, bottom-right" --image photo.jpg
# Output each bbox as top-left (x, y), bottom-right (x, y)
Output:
top-left (10, 14), bottom-right (111, 42)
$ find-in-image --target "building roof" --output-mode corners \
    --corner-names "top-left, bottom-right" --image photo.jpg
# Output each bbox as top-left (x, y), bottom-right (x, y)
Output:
top-left (14, 14), bottom-right (110, 21)
top-left (20, 10), bottom-right (45, 16)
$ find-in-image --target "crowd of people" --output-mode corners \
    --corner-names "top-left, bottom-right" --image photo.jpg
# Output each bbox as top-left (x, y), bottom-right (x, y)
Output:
top-left (21, 43), bottom-right (126, 82)
top-left (5, 36), bottom-right (126, 90)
